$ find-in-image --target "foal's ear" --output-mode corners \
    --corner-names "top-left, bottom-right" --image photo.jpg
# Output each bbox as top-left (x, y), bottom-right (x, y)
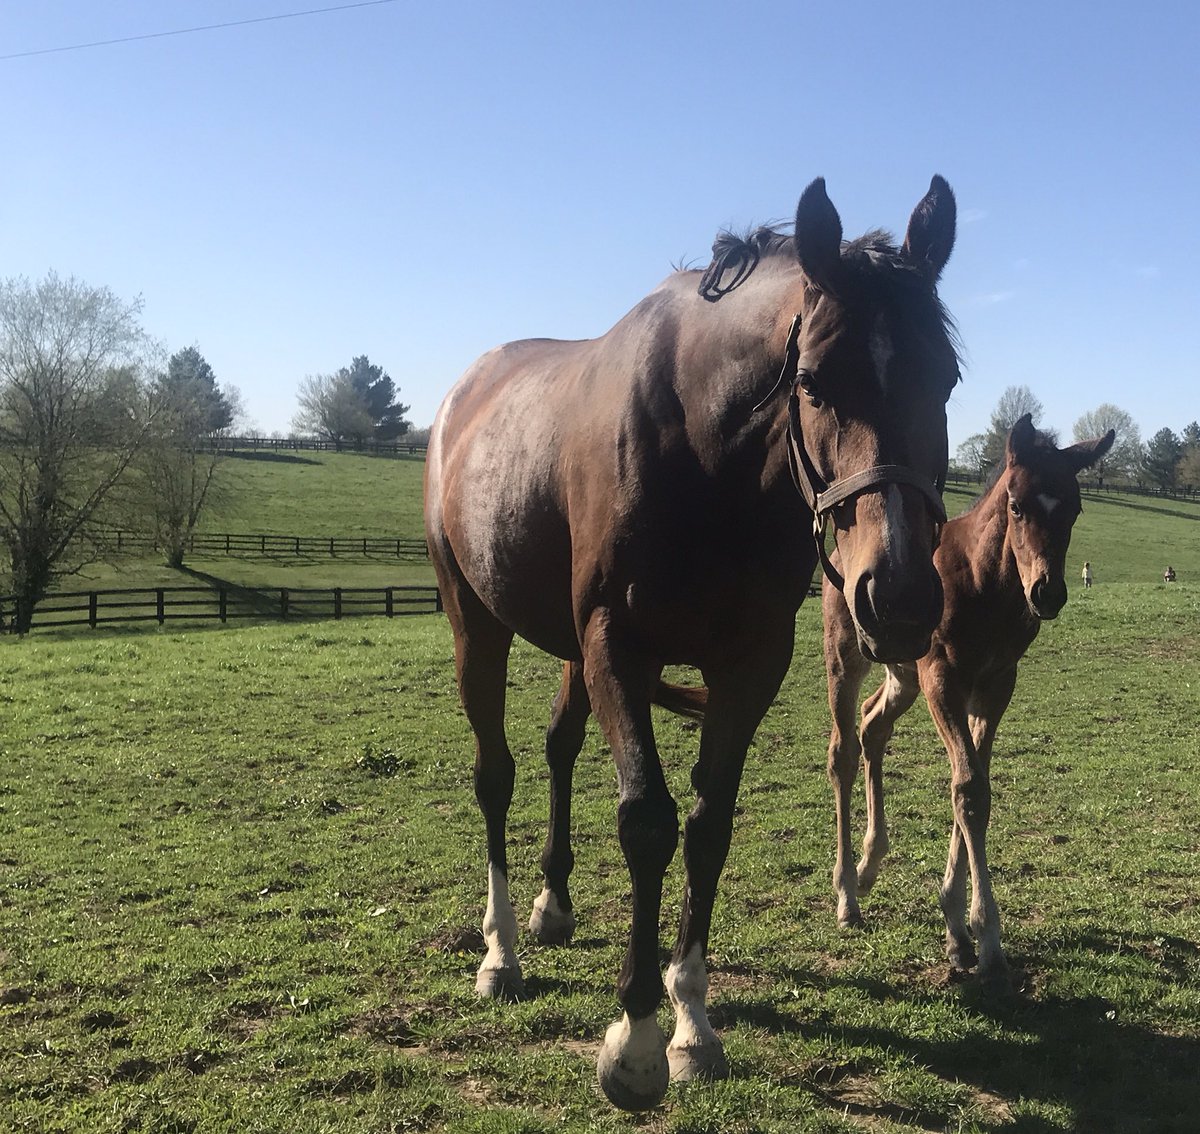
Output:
top-left (794, 177), bottom-right (843, 295)
top-left (1063, 428), bottom-right (1117, 472)
top-left (1005, 413), bottom-right (1037, 465)
top-left (902, 175), bottom-right (956, 280)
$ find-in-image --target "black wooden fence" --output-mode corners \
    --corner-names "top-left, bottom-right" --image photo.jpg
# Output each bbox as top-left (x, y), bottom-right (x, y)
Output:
top-left (206, 436), bottom-right (428, 457)
top-left (105, 531), bottom-right (429, 558)
top-left (0, 585), bottom-right (441, 633)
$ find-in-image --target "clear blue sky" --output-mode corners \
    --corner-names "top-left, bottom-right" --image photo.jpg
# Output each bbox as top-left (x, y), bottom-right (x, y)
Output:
top-left (3, 1), bottom-right (1197, 452)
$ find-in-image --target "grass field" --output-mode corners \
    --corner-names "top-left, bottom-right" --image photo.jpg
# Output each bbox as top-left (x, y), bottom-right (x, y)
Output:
top-left (2, 574), bottom-right (1198, 1131)
top-left (3, 458), bottom-right (1199, 1130)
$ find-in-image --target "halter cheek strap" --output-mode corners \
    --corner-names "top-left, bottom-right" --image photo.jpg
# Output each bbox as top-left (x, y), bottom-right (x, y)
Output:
top-left (775, 314), bottom-right (948, 592)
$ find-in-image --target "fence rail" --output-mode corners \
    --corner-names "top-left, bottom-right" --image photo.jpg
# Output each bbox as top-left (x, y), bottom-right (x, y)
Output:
top-left (104, 531), bottom-right (429, 558)
top-left (0, 585), bottom-right (441, 633)
top-left (206, 435), bottom-right (428, 457)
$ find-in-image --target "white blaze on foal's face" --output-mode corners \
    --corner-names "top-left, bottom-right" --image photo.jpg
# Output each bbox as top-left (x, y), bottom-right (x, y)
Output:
top-left (1036, 493), bottom-right (1061, 515)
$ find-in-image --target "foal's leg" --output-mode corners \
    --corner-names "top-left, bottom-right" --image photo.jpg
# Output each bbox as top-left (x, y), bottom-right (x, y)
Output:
top-left (923, 664), bottom-right (1014, 982)
top-left (581, 609), bottom-right (677, 1111)
top-left (529, 660), bottom-right (589, 945)
top-left (956, 670), bottom-right (1016, 984)
top-left (857, 662), bottom-right (920, 896)
top-left (445, 594), bottom-right (523, 998)
top-left (667, 633), bottom-right (792, 1082)
top-left (823, 583), bottom-right (873, 927)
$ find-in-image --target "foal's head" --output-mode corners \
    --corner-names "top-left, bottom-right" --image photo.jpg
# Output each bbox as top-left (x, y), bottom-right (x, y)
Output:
top-left (791, 176), bottom-right (960, 662)
top-left (1001, 414), bottom-right (1115, 619)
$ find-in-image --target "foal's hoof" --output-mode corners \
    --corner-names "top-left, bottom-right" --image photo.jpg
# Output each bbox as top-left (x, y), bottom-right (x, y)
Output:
top-left (475, 964), bottom-right (525, 1000)
top-left (528, 888), bottom-right (576, 946)
top-left (667, 1038), bottom-right (729, 1083)
top-left (596, 1014), bottom-right (669, 1111)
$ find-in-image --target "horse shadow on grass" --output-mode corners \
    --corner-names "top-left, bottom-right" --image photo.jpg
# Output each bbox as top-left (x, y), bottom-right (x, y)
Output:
top-left (710, 929), bottom-right (1200, 1133)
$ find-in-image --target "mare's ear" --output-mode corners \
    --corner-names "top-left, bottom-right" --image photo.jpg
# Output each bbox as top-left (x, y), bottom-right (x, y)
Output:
top-left (902, 175), bottom-right (956, 280)
top-left (1005, 413), bottom-right (1037, 465)
top-left (794, 177), bottom-right (843, 295)
top-left (1063, 428), bottom-right (1116, 472)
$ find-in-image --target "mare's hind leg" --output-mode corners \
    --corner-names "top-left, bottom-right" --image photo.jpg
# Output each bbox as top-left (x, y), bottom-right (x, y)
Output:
top-left (439, 574), bottom-right (523, 999)
top-left (667, 630), bottom-right (793, 1082)
top-left (581, 609), bottom-right (677, 1111)
top-left (856, 662), bottom-right (920, 896)
top-left (529, 660), bottom-right (589, 945)
top-left (824, 582), bottom-right (874, 928)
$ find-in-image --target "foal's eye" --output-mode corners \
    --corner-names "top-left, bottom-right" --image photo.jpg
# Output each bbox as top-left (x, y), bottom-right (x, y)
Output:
top-left (1010, 501), bottom-right (1023, 519)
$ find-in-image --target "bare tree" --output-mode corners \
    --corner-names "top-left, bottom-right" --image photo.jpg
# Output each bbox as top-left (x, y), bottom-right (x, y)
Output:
top-left (1072, 404), bottom-right (1143, 483)
top-left (954, 432), bottom-right (987, 476)
top-left (0, 273), bottom-right (155, 632)
top-left (980, 385), bottom-right (1051, 471)
top-left (292, 371), bottom-right (373, 443)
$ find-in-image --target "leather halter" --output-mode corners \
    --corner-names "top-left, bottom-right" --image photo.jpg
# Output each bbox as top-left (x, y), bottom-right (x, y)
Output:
top-left (772, 314), bottom-right (948, 592)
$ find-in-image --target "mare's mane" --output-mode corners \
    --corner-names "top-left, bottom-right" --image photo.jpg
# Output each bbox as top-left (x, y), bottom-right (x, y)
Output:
top-left (696, 223), bottom-right (962, 366)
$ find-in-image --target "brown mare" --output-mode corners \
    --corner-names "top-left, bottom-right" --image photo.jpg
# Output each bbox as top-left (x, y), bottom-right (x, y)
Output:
top-left (425, 177), bottom-right (960, 1109)
top-left (824, 414), bottom-right (1114, 984)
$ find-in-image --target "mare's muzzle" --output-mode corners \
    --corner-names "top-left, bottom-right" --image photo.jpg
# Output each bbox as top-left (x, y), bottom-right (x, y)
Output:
top-left (1029, 575), bottom-right (1067, 620)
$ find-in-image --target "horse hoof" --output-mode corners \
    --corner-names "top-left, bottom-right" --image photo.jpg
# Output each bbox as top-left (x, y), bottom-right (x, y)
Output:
top-left (837, 908), bottom-right (867, 930)
top-left (528, 889), bottom-right (576, 945)
top-left (475, 964), bottom-right (526, 1000)
top-left (667, 1039), bottom-right (729, 1082)
top-left (977, 960), bottom-right (1013, 995)
top-left (596, 1014), bottom-right (669, 1111)
top-left (946, 945), bottom-right (978, 973)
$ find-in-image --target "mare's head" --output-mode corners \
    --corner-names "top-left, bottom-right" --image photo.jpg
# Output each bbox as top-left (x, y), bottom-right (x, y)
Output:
top-left (1000, 414), bottom-right (1115, 619)
top-left (791, 176), bottom-right (960, 662)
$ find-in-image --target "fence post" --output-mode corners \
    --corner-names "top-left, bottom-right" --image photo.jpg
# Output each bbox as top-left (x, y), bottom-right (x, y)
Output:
top-left (333, 588), bottom-right (342, 619)
top-left (329, 537), bottom-right (335, 555)
top-left (261, 534), bottom-right (267, 553)
top-left (385, 587), bottom-right (394, 617)
top-left (219, 588), bottom-right (227, 623)
top-left (434, 588), bottom-right (443, 613)
top-left (225, 534), bottom-right (231, 553)
top-left (89, 592), bottom-right (98, 629)
top-left (363, 537), bottom-right (368, 555)
top-left (156, 589), bottom-right (165, 625)
top-left (280, 588), bottom-right (289, 619)
top-left (295, 536), bottom-right (300, 554)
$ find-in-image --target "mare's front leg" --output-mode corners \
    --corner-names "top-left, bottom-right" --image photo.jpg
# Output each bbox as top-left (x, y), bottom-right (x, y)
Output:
top-left (857, 662), bottom-right (920, 897)
top-left (529, 660), bottom-right (589, 945)
top-left (581, 610), bottom-right (678, 1111)
top-left (667, 630), bottom-right (793, 1082)
top-left (823, 581), bottom-right (874, 927)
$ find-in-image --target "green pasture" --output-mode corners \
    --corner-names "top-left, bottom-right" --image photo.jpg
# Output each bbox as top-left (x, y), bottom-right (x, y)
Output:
top-left (2, 577), bottom-right (1199, 1132)
top-left (197, 450), bottom-right (428, 538)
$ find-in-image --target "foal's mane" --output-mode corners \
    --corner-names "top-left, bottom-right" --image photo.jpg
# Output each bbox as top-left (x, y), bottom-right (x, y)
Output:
top-left (964, 427), bottom-right (1061, 515)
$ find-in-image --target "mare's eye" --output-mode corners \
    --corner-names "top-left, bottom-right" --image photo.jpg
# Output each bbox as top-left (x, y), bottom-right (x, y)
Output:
top-left (1010, 500), bottom-right (1023, 519)
top-left (797, 369), bottom-right (822, 408)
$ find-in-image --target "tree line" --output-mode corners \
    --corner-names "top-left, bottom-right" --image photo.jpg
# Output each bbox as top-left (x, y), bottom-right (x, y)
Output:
top-left (956, 385), bottom-right (1200, 492)
top-left (0, 271), bottom-right (413, 634)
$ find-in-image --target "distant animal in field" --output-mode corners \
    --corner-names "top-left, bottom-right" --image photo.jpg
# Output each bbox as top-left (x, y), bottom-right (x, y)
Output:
top-left (823, 414), bottom-right (1115, 984)
top-left (425, 176), bottom-right (960, 1109)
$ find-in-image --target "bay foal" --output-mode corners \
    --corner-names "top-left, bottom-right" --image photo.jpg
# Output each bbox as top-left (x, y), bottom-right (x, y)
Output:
top-left (824, 415), bottom-right (1114, 982)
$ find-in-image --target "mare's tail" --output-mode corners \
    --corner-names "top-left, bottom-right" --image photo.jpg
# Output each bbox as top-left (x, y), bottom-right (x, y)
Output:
top-left (652, 681), bottom-right (708, 722)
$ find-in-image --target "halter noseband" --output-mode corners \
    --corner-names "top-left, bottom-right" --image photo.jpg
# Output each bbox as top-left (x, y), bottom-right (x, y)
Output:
top-left (773, 314), bottom-right (948, 592)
